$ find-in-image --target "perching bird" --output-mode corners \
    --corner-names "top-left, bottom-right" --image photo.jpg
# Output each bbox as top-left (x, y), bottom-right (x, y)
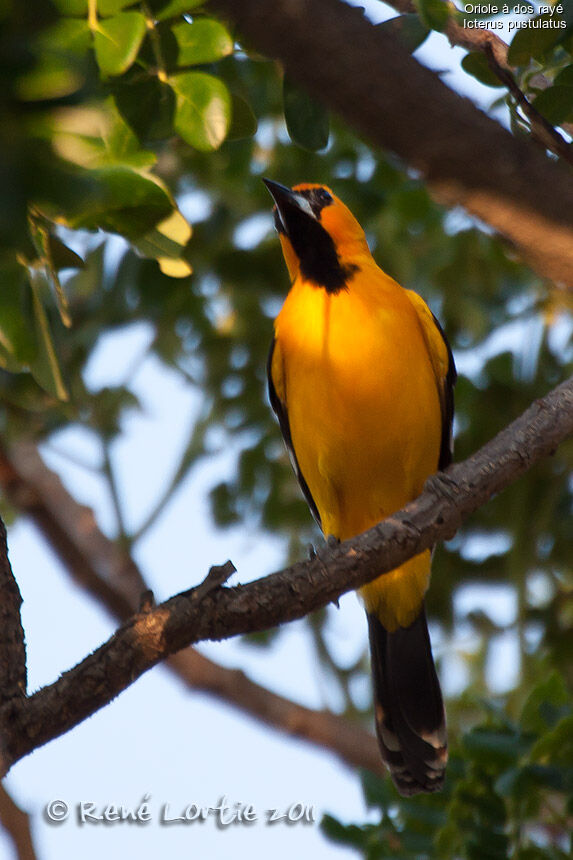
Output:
top-left (264, 179), bottom-right (456, 796)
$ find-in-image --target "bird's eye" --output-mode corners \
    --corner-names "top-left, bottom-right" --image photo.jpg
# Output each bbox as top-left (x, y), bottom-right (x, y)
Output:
top-left (307, 187), bottom-right (333, 216)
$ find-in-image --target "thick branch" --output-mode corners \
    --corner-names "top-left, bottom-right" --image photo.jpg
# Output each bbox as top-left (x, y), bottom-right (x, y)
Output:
top-left (0, 443), bottom-right (382, 776)
top-left (209, 0), bottom-right (573, 286)
top-left (0, 511), bottom-right (26, 703)
top-left (1, 374), bottom-right (572, 774)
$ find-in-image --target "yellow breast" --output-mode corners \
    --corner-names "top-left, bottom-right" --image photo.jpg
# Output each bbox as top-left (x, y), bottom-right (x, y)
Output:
top-left (273, 264), bottom-right (443, 628)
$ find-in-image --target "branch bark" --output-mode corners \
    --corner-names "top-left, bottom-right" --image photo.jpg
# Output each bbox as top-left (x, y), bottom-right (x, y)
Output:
top-left (0, 499), bottom-right (26, 704)
top-left (1, 373), bottom-right (572, 776)
top-left (209, 0), bottom-right (573, 286)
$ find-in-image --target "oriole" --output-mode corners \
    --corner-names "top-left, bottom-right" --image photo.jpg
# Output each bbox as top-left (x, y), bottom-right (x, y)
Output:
top-left (264, 179), bottom-right (456, 795)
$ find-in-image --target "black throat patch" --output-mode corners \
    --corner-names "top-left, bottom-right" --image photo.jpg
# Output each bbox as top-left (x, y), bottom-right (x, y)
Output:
top-left (280, 190), bottom-right (358, 294)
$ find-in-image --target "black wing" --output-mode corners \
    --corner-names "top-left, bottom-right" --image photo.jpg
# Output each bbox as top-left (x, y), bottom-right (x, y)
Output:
top-left (430, 311), bottom-right (457, 471)
top-left (267, 338), bottom-right (322, 530)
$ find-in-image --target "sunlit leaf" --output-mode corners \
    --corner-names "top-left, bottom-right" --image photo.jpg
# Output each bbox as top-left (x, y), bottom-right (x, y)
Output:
top-left (94, 12), bottom-right (147, 77)
top-left (98, 0), bottom-right (139, 15)
top-left (150, 0), bottom-right (204, 21)
top-left (173, 18), bottom-right (234, 66)
top-left (135, 209), bottom-right (193, 277)
top-left (171, 71), bottom-right (231, 150)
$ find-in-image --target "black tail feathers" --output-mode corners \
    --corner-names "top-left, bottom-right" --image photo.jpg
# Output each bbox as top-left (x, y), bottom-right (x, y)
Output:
top-left (367, 606), bottom-right (447, 796)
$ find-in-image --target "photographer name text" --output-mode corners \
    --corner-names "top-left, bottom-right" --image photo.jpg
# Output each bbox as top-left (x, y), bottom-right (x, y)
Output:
top-left (45, 796), bottom-right (316, 827)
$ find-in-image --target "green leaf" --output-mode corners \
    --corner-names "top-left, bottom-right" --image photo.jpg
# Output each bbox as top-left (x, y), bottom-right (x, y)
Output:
top-left (0, 263), bottom-right (37, 366)
top-left (98, 0), bottom-right (139, 14)
top-left (415, 0), bottom-right (450, 32)
top-left (462, 52), bottom-right (505, 88)
top-left (46, 235), bottom-right (84, 271)
top-left (462, 728), bottom-right (529, 767)
top-left (320, 814), bottom-right (368, 849)
top-left (520, 672), bottom-right (570, 733)
top-left (37, 17), bottom-right (92, 57)
top-left (135, 209), bottom-right (193, 277)
top-left (66, 167), bottom-right (174, 239)
top-left (89, 386), bottom-right (140, 438)
top-left (533, 84), bottom-right (573, 125)
top-left (54, 0), bottom-right (90, 15)
top-left (171, 71), bottom-right (231, 150)
top-left (149, 0), bottom-right (205, 21)
top-left (94, 12), bottom-right (147, 77)
top-left (360, 768), bottom-right (394, 810)
top-left (554, 65), bottom-right (573, 87)
top-left (377, 14), bottom-right (430, 52)
top-left (57, 0), bottom-right (137, 14)
top-left (531, 714), bottom-right (573, 762)
top-left (227, 91), bottom-right (257, 140)
top-left (559, 1), bottom-right (573, 28)
top-left (112, 75), bottom-right (176, 143)
top-left (29, 274), bottom-right (68, 401)
top-left (173, 18), bottom-right (234, 66)
top-left (507, 14), bottom-right (566, 66)
top-left (283, 76), bottom-right (329, 152)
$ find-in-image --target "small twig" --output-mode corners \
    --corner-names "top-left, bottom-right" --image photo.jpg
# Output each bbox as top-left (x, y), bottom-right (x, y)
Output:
top-left (102, 441), bottom-right (130, 547)
top-left (138, 589), bottom-right (155, 613)
top-left (192, 560), bottom-right (236, 602)
top-left (484, 44), bottom-right (573, 167)
top-left (141, 0), bottom-right (169, 82)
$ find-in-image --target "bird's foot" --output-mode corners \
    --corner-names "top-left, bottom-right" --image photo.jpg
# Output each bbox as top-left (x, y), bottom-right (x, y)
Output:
top-left (423, 471), bottom-right (459, 502)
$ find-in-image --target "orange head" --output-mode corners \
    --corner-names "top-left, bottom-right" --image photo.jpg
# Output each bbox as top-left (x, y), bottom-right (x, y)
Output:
top-left (263, 180), bottom-right (368, 292)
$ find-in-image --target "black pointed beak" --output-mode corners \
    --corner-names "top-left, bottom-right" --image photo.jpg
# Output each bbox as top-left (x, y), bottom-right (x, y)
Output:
top-left (263, 178), bottom-right (295, 208)
top-left (263, 178), bottom-right (316, 235)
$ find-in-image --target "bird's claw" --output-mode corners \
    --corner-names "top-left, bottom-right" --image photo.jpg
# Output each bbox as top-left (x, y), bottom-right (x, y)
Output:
top-left (424, 471), bottom-right (459, 502)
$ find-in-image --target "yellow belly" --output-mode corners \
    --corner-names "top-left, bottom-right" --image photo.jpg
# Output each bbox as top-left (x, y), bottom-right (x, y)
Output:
top-left (274, 270), bottom-right (442, 629)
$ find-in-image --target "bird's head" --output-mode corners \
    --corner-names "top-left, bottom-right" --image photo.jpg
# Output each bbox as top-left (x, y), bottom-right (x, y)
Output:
top-left (263, 179), bottom-right (368, 293)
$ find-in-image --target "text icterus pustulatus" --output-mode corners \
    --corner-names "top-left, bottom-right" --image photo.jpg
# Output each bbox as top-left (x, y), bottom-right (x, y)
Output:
top-left (264, 179), bottom-right (456, 796)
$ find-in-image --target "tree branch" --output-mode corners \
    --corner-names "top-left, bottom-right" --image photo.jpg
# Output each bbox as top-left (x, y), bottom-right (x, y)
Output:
top-left (0, 442), bottom-right (383, 776)
top-left (0, 785), bottom-right (37, 860)
top-left (209, 0), bottom-right (573, 286)
top-left (0, 495), bottom-right (26, 704)
top-left (1, 373), bottom-right (572, 775)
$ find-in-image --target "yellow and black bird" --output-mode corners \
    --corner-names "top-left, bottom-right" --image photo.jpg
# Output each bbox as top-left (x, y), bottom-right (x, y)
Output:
top-left (264, 179), bottom-right (456, 796)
